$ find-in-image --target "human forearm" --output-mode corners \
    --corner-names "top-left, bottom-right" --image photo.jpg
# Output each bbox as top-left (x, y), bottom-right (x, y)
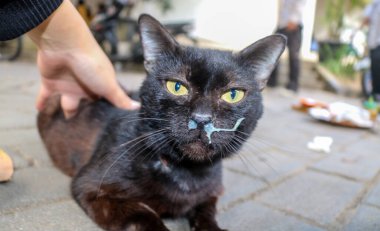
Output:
top-left (27, 0), bottom-right (98, 54)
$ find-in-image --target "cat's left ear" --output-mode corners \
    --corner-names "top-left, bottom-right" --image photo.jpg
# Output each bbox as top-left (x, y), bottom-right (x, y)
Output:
top-left (138, 14), bottom-right (180, 72)
top-left (235, 35), bottom-right (286, 90)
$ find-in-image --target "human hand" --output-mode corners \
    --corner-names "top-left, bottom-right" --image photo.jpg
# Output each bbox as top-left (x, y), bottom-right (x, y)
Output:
top-left (362, 17), bottom-right (370, 27)
top-left (35, 48), bottom-right (141, 118)
top-left (28, 0), bottom-right (140, 118)
top-left (286, 22), bottom-right (298, 31)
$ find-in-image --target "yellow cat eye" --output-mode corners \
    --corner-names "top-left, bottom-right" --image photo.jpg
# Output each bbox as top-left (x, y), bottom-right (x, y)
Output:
top-left (166, 80), bottom-right (189, 96)
top-left (221, 89), bottom-right (245, 104)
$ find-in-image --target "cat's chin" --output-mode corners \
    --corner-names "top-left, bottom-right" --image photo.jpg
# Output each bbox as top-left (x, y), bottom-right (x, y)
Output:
top-left (179, 141), bottom-right (215, 161)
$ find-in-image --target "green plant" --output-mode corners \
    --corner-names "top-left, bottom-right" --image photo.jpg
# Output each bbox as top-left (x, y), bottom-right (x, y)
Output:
top-left (320, 43), bottom-right (358, 79)
top-left (321, 0), bottom-right (370, 79)
top-left (158, 0), bottom-right (172, 13)
top-left (144, 0), bottom-right (172, 13)
top-left (324, 0), bottom-right (370, 39)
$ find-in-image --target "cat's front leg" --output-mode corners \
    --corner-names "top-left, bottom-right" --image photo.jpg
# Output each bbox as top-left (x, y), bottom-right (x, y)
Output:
top-left (187, 196), bottom-right (227, 231)
top-left (74, 193), bottom-right (169, 231)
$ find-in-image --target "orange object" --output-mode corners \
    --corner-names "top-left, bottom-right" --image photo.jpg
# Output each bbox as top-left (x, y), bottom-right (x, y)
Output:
top-left (292, 97), bottom-right (328, 112)
top-left (0, 149), bottom-right (14, 182)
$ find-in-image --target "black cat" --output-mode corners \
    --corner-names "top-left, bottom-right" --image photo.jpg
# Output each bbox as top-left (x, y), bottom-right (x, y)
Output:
top-left (38, 14), bottom-right (286, 231)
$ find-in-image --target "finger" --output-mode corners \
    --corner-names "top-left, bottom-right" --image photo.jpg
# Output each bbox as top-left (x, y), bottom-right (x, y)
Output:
top-left (106, 87), bottom-right (141, 110)
top-left (60, 94), bottom-right (81, 119)
top-left (36, 85), bottom-right (50, 111)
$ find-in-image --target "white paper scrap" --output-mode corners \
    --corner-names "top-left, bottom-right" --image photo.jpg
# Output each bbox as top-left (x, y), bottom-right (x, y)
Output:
top-left (307, 136), bottom-right (333, 153)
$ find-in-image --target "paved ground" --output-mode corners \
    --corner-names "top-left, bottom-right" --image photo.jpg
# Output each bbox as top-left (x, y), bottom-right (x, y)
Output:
top-left (0, 61), bottom-right (379, 231)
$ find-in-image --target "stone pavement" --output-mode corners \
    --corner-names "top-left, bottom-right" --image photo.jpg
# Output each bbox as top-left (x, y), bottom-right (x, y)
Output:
top-left (0, 61), bottom-right (379, 231)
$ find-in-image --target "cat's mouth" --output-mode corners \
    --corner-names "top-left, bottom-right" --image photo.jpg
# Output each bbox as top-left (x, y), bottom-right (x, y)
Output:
top-left (178, 118), bottom-right (245, 161)
top-left (179, 139), bottom-right (214, 161)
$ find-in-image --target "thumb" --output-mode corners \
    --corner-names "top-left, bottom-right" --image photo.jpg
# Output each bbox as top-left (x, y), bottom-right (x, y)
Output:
top-left (61, 94), bottom-right (81, 119)
top-left (105, 87), bottom-right (140, 110)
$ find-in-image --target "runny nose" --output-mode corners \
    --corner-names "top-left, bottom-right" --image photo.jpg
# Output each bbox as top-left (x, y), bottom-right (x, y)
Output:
top-left (191, 113), bottom-right (212, 126)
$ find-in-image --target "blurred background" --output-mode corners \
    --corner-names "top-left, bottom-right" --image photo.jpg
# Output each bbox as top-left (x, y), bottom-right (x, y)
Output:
top-left (1, 0), bottom-right (374, 97)
top-left (1, 1), bottom-right (380, 230)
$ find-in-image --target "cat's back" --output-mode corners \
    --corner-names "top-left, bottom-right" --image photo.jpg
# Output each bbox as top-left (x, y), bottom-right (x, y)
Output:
top-left (37, 95), bottom-right (132, 177)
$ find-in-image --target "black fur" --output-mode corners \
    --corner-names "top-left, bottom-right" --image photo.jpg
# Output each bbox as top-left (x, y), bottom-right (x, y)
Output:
top-left (38, 14), bottom-right (286, 231)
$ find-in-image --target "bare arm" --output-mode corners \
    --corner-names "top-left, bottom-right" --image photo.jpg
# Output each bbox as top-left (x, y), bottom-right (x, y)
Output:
top-left (28, 0), bottom-right (140, 118)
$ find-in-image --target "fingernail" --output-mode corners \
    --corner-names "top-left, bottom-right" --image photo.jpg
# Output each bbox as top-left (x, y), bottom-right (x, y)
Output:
top-left (130, 100), bottom-right (141, 110)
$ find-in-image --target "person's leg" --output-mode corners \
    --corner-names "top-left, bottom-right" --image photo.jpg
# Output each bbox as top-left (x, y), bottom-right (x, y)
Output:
top-left (286, 26), bottom-right (302, 92)
top-left (267, 63), bottom-right (280, 87)
top-left (267, 29), bottom-right (283, 88)
top-left (105, 29), bottom-right (118, 56)
top-left (370, 46), bottom-right (380, 100)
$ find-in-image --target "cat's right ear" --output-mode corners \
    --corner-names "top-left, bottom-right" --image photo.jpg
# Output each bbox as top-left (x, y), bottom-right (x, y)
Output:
top-left (235, 34), bottom-right (287, 90)
top-left (138, 14), bottom-right (180, 72)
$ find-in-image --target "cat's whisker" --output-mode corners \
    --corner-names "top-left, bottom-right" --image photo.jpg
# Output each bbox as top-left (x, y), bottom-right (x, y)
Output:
top-left (235, 130), bottom-right (251, 137)
top-left (206, 154), bottom-right (214, 166)
top-left (224, 138), bottom-right (263, 179)
top-left (234, 134), bottom-right (278, 165)
top-left (238, 138), bottom-right (279, 165)
top-left (135, 134), bottom-right (171, 163)
top-left (241, 131), bottom-right (306, 156)
top-left (235, 131), bottom-right (282, 165)
top-left (167, 135), bottom-right (178, 153)
top-left (229, 136), bottom-right (273, 186)
top-left (115, 128), bottom-right (171, 162)
top-left (220, 145), bottom-right (228, 160)
top-left (124, 118), bottom-right (171, 123)
top-left (123, 133), bottom-right (173, 167)
top-left (114, 126), bottom-right (171, 153)
top-left (144, 137), bottom-right (175, 164)
top-left (110, 115), bottom-right (171, 124)
top-left (228, 139), bottom-right (253, 169)
top-left (95, 128), bottom-right (169, 168)
top-left (96, 129), bottom-right (170, 197)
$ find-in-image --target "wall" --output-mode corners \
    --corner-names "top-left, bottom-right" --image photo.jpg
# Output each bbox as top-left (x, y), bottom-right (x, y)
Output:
top-left (133, 0), bottom-right (316, 58)
top-left (76, 0), bottom-right (317, 58)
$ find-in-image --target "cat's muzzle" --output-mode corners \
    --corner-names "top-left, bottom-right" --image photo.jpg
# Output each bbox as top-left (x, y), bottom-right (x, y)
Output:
top-left (188, 118), bottom-right (245, 144)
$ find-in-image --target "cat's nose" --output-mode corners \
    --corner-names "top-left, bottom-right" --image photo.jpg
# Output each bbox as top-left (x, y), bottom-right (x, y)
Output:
top-left (191, 113), bottom-right (212, 126)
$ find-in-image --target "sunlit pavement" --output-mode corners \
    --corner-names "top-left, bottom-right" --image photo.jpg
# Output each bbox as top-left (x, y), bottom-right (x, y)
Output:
top-left (0, 61), bottom-right (379, 231)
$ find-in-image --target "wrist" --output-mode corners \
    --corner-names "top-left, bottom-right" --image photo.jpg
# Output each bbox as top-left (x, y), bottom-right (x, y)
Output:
top-left (27, 0), bottom-right (96, 54)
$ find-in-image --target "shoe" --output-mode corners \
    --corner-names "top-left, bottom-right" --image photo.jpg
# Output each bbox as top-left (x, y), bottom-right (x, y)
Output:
top-left (267, 82), bottom-right (277, 88)
top-left (286, 82), bottom-right (298, 92)
top-left (277, 87), bottom-right (297, 98)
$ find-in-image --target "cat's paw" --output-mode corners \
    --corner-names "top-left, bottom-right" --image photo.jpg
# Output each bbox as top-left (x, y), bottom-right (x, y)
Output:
top-left (125, 223), bottom-right (170, 231)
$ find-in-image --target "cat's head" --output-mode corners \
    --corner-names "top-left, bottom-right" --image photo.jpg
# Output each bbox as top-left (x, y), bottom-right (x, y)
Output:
top-left (138, 14), bottom-right (285, 163)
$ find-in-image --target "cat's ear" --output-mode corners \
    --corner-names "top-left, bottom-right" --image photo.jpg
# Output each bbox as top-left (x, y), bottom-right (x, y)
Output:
top-left (235, 34), bottom-right (286, 90)
top-left (138, 14), bottom-right (180, 72)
